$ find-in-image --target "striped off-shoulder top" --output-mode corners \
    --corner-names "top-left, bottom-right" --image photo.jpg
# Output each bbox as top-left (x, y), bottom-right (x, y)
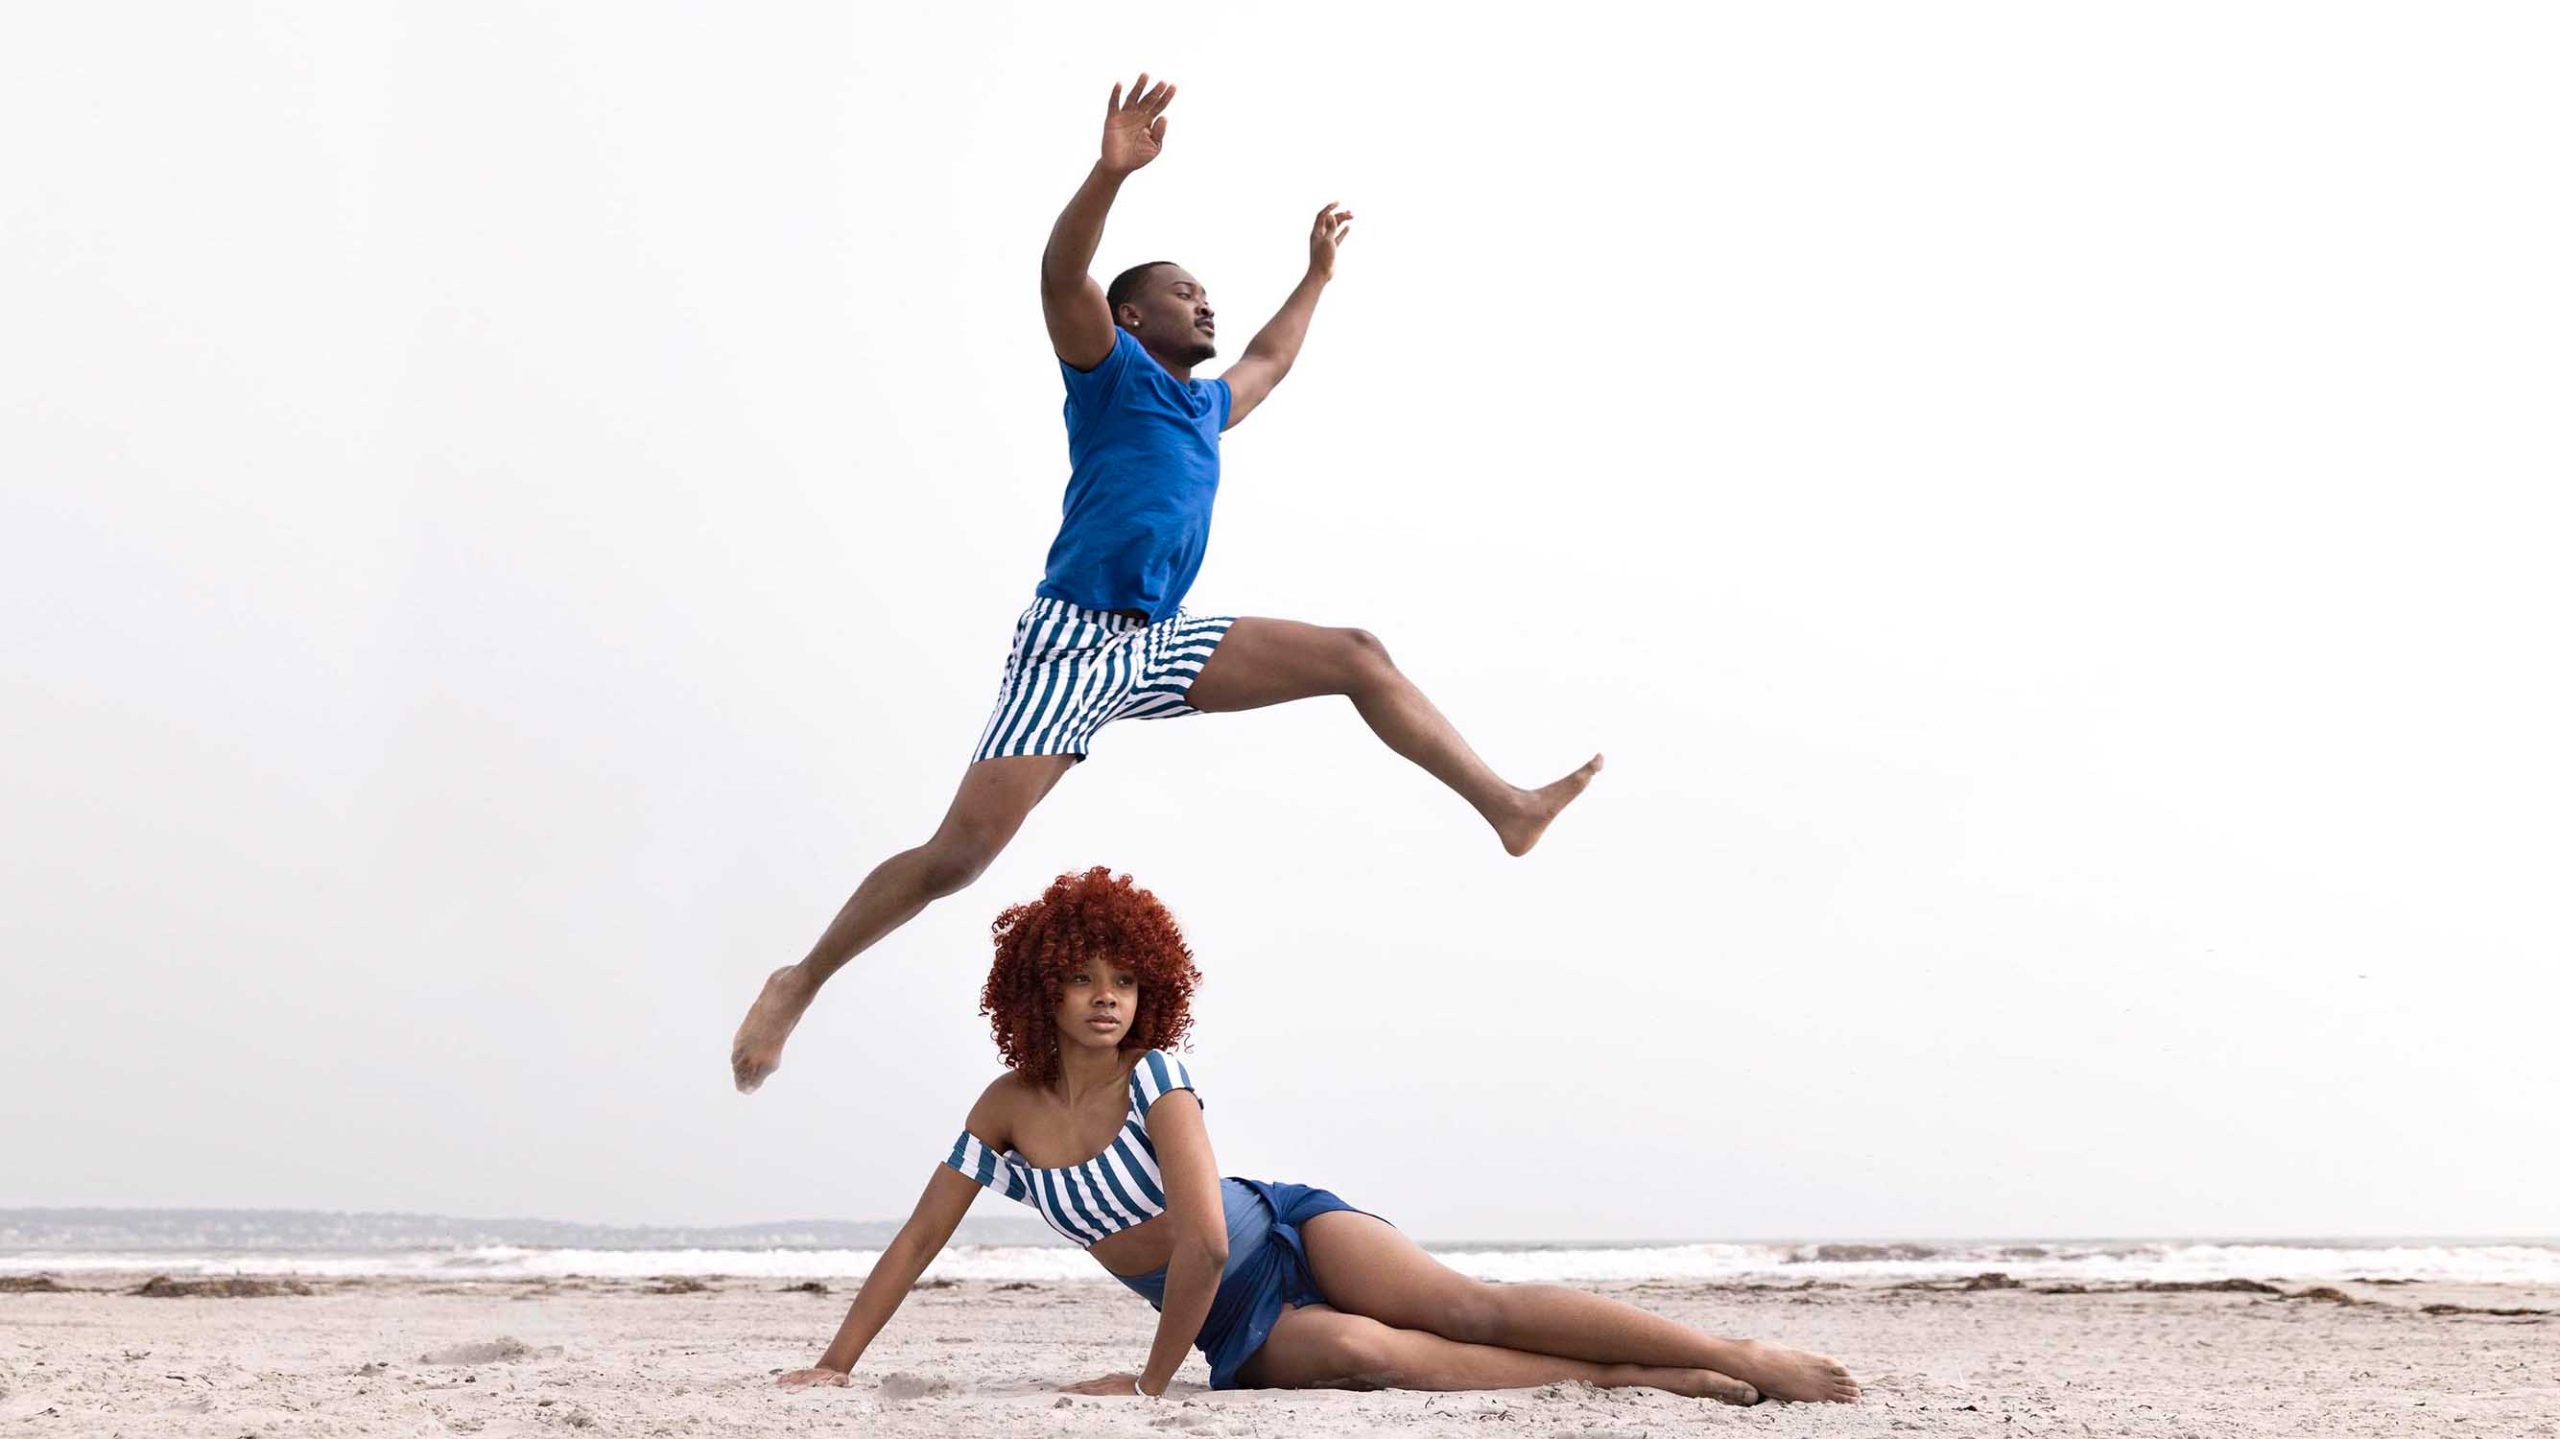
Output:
top-left (944, 1050), bottom-right (1200, 1247)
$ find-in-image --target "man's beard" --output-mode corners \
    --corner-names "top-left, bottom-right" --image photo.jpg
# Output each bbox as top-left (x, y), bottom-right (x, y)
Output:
top-left (1179, 338), bottom-right (1217, 365)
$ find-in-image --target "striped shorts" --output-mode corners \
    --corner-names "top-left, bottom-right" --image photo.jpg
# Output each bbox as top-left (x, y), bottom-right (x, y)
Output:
top-left (972, 596), bottom-right (1236, 762)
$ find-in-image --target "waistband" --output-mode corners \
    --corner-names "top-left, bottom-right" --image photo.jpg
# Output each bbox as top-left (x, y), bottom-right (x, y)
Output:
top-left (1028, 592), bottom-right (1157, 631)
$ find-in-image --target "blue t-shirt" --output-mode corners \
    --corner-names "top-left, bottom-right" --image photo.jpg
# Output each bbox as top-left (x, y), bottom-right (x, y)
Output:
top-left (1037, 327), bottom-right (1233, 622)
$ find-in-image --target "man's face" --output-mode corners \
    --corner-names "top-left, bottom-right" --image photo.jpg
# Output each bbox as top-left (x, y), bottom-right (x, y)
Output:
top-left (1118, 266), bottom-right (1216, 365)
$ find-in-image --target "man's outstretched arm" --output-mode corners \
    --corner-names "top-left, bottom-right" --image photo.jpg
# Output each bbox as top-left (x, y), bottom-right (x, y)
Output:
top-left (1221, 203), bottom-right (1353, 429)
top-left (1042, 76), bottom-right (1176, 371)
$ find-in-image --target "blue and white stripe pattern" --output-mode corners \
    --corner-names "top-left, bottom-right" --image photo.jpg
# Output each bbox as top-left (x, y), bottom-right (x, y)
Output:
top-left (972, 598), bottom-right (1235, 761)
top-left (944, 1051), bottom-right (1202, 1247)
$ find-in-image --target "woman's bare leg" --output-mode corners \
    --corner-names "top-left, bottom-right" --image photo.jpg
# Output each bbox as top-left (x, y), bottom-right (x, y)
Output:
top-left (1238, 1305), bottom-right (1757, 1401)
top-left (728, 754), bottom-right (1075, 1091)
top-left (1299, 1211), bottom-right (1859, 1403)
top-left (1183, 618), bottom-right (1600, 856)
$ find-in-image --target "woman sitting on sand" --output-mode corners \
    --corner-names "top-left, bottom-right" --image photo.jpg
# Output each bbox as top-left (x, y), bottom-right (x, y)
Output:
top-left (777, 868), bottom-right (1860, 1404)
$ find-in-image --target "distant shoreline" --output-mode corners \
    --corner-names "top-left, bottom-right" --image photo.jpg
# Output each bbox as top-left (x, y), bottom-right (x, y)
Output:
top-left (6, 1216), bottom-right (2559, 1286)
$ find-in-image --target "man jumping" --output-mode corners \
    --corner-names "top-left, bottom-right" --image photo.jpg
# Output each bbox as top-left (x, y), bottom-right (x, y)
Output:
top-left (730, 75), bottom-right (1601, 1092)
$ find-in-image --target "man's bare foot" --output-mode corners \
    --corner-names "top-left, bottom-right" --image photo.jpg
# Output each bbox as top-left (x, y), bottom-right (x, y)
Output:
top-left (1493, 754), bottom-right (1604, 857)
top-left (1663, 1368), bottom-right (1761, 1405)
top-left (731, 965), bottom-right (818, 1093)
top-left (1726, 1340), bottom-right (1859, 1403)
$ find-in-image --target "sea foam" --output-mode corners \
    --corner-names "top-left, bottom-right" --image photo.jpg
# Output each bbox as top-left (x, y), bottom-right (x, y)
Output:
top-left (7, 1233), bottom-right (2557, 1285)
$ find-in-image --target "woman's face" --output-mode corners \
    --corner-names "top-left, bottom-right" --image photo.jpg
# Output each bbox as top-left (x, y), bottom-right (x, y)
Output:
top-left (1054, 959), bottom-right (1139, 1058)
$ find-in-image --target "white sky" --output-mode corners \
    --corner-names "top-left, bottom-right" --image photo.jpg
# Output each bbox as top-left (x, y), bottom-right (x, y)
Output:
top-left (4, 3), bottom-right (2555, 1243)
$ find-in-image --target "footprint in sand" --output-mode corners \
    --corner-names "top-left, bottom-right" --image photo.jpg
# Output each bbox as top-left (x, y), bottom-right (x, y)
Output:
top-left (877, 1371), bottom-right (957, 1403)
top-left (418, 1337), bottom-right (563, 1366)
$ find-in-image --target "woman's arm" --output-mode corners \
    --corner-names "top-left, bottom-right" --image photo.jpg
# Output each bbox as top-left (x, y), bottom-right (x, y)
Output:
top-left (1064, 1086), bottom-right (1223, 1396)
top-left (780, 1087), bottom-right (1009, 1389)
top-left (1131, 1091), bottom-right (1226, 1395)
top-left (778, 1165), bottom-right (981, 1386)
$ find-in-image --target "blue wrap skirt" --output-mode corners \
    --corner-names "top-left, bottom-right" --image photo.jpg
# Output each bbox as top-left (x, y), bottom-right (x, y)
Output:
top-left (1110, 1177), bottom-right (1375, 1389)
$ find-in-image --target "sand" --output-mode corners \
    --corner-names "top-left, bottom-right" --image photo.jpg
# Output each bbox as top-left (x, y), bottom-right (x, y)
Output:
top-left (3, 1271), bottom-right (2553, 1437)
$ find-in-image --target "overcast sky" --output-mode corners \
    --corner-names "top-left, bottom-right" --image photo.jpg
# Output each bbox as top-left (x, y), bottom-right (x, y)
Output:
top-left (4, 3), bottom-right (2555, 1243)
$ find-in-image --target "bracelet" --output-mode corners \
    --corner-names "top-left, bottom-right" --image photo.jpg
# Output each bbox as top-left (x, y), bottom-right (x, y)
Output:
top-left (1132, 1376), bottom-right (1157, 1398)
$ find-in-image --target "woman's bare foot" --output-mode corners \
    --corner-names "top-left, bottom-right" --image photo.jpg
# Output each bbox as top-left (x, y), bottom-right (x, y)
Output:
top-left (731, 965), bottom-right (819, 1093)
top-left (1727, 1340), bottom-right (1859, 1403)
top-left (1493, 754), bottom-right (1604, 856)
top-left (1660, 1368), bottom-right (1761, 1405)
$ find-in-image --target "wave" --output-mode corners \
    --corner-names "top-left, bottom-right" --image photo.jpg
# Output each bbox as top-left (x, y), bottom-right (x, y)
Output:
top-left (1440, 1240), bottom-right (2560, 1286)
top-left (7, 1238), bottom-right (2557, 1285)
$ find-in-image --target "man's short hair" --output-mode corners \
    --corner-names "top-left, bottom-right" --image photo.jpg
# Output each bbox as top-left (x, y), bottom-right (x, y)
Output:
top-left (1106, 261), bottom-right (1179, 317)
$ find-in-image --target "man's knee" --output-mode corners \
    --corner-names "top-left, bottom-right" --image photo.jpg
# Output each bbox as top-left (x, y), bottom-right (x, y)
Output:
top-left (1331, 626), bottom-right (1394, 685)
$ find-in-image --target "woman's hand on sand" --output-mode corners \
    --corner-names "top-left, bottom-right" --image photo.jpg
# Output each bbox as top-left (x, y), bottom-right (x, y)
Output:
top-left (1060, 1371), bottom-right (1155, 1397)
top-left (776, 1367), bottom-right (849, 1391)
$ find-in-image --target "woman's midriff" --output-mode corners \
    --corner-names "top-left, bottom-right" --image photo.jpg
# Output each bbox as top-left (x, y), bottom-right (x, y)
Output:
top-left (1087, 1213), bottom-right (1177, 1277)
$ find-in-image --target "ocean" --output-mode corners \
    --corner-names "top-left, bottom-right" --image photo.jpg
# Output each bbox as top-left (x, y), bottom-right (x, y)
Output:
top-left (7, 1210), bottom-right (2555, 1286)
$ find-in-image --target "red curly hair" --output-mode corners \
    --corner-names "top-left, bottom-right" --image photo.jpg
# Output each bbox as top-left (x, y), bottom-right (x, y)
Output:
top-left (981, 867), bottom-right (1200, 1088)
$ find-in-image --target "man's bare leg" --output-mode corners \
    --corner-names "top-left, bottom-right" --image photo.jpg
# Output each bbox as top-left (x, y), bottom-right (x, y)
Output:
top-left (729, 754), bottom-right (1076, 1092)
top-left (1184, 618), bottom-right (1601, 856)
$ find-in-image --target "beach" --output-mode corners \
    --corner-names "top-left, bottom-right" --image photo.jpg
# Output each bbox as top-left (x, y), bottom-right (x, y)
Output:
top-left (6, 1270), bottom-right (2552, 1437)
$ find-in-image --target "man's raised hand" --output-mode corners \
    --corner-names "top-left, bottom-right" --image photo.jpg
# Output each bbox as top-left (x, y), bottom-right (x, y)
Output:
top-left (1100, 75), bottom-right (1176, 175)
top-left (1309, 203), bottom-right (1355, 280)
